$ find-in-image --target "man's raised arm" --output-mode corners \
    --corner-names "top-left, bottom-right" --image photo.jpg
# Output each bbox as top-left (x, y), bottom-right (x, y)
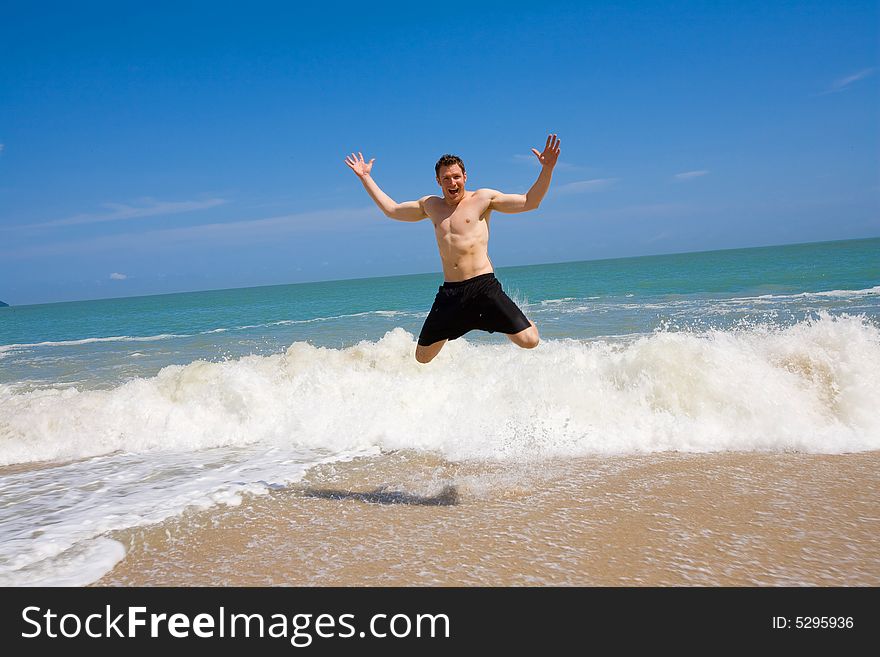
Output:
top-left (344, 152), bottom-right (428, 222)
top-left (489, 134), bottom-right (561, 214)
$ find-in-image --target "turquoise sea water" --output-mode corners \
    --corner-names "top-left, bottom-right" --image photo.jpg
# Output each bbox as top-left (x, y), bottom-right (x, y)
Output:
top-left (2, 237), bottom-right (878, 389)
top-left (1, 237), bottom-right (878, 585)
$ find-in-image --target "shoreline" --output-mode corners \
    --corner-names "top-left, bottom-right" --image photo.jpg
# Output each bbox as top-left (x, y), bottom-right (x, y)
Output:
top-left (96, 450), bottom-right (880, 586)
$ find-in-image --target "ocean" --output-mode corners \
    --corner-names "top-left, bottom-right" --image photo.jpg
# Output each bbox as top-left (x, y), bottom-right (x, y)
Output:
top-left (1, 237), bottom-right (879, 586)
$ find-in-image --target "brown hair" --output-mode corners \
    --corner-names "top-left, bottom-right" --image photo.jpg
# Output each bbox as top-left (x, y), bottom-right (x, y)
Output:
top-left (434, 154), bottom-right (466, 177)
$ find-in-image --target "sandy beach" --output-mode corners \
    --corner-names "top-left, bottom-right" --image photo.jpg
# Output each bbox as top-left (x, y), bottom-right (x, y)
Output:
top-left (96, 450), bottom-right (880, 586)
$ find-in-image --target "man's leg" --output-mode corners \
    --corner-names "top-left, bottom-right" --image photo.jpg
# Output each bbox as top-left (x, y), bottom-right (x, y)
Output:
top-left (506, 321), bottom-right (540, 349)
top-left (415, 339), bottom-right (447, 364)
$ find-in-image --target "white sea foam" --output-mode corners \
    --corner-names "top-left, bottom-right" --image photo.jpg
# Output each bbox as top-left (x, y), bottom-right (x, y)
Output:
top-left (0, 333), bottom-right (188, 353)
top-left (527, 285), bottom-right (880, 321)
top-left (0, 446), bottom-right (371, 586)
top-left (540, 297), bottom-right (578, 305)
top-left (754, 285), bottom-right (880, 300)
top-left (0, 310), bottom-right (416, 355)
top-left (270, 309), bottom-right (413, 326)
top-left (1, 312), bottom-right (877, 466)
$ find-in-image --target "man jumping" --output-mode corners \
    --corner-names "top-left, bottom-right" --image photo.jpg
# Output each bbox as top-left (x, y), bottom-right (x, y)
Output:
top-left (344, 134), bottom-right (561, 363)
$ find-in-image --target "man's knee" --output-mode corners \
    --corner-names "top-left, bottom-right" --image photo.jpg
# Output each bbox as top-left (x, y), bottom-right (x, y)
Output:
top-left (415, 350), bottom-right (435, 364)
top-left (415, 341), bottom-right (443, 364)
top-left (512, 323), bottom-right (540, 349)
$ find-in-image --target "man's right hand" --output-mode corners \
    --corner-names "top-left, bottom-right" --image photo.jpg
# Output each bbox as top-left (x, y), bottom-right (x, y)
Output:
top-left (344, 152), bottom-right (375, 178)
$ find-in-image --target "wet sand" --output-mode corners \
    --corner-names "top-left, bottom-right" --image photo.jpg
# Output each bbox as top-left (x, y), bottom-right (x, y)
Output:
top-left (97, 451), bottom-right (880, 586)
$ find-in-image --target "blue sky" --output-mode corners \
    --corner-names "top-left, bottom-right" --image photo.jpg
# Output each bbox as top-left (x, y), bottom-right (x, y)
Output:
top-left (2, 1), bottom-right (878, 305)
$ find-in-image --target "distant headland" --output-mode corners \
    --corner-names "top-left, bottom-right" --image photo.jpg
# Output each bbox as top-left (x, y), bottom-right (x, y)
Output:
top-left (0, 301), bottom-right (8, 307)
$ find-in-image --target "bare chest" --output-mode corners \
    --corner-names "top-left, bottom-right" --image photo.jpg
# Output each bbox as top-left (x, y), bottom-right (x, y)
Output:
top-left (427, 197), bottom-right (490, 240)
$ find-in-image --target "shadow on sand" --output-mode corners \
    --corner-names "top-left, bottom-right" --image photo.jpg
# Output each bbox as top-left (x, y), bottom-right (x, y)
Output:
top-left (301, 484), bottom-right (459, 506)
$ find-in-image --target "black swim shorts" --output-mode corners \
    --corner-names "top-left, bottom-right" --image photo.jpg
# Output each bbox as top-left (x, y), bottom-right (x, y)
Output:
top-left (417, 273), bottom-right (531, 346)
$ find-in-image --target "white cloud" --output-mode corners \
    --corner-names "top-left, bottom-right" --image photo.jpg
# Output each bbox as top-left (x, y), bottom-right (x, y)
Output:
top-left (645, 230), bottom-right (671, 244)
top-left (674, 170), bottom-right (709, 181)
top-left (513, 153), bottom-right (540, 166)
top-left (2, 206), bottom-right (378, 259)
top-left (551, 202), bottom-right (701, 223)
top-left (820, 68), bottom-right (876, 95)
top-left (556, 178), bottom-right (618, 194)
top-left (109, 272), bottom-right (127, 280)
top-left (512, 154), bottom-right (577, 171)
top-left (31, 197), bottom-right (229, 228)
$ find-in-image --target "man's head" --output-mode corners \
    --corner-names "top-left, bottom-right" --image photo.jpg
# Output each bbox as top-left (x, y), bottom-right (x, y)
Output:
top-left (435, 154), bottom-right (467, 203)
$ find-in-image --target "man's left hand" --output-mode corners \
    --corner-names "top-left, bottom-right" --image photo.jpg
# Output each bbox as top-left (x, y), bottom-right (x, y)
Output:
top-left (531, 134), bottom-right (561, 168)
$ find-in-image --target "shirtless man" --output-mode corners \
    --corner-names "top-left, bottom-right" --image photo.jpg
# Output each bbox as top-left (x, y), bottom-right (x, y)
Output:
top-left (344, 134), bottom-right (561, 363)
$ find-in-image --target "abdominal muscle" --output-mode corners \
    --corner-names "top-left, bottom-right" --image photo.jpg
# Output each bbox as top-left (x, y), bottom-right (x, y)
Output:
top-left (434, 221), bottom-right (493, 282)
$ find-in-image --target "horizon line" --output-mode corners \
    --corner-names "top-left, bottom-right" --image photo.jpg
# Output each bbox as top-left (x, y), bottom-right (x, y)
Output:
top-left (3, 234), bottom-right (878, 308)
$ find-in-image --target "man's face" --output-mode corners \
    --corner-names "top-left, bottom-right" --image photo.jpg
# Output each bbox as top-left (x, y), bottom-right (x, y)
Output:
top-left (436, 164), bottom-right (466, 203)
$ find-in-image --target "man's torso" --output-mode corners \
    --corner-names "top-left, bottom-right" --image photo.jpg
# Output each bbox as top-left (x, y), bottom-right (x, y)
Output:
top-left (424, 190), bottom-right (494, 282)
